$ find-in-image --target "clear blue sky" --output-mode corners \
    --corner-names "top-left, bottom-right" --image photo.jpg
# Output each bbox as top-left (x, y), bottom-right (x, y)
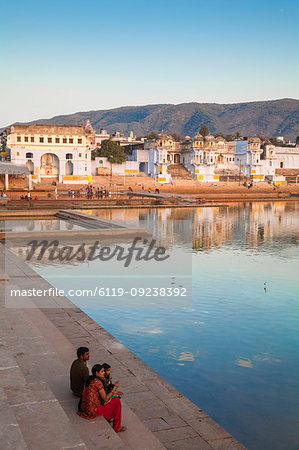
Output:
top-left (1, 0), bottom-right (298, 126)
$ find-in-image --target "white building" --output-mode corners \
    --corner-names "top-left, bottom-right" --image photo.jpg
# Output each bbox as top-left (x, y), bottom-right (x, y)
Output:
top-left (127, 149), bottom-right (149, 173)
top-left (262, 145), bottom-right (299, 170)
top-left (95, 129), bottom-right (110, 147)
top-left (183, 133), bottom-right (220, 182)
top-left (92, 157), bottom-right (139, 176)
top-left (7, 121), bottom-right (95, 184)
top-left (144, 131), bottom-right (239, 184)
top-left (235, 137), bottom-right (299, 184)
top-left (145, 138), bottom-right (172, 184)
top-left (235, 137), bottom-right (264, 181)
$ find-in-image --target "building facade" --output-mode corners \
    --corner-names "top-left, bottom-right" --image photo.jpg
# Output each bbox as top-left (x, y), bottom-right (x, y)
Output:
top-left (145, 134), bottom-right (172, 183)
top-left (235, 137), bottom-right (299, 184)
top-left (7, 121), bottom-right (95, 184)
top-left (145, 132), bottom-right (237, 183)
top-left (91, 157), bottom-right (139, 176)
top-left (235, 137), bottom-right (264, 181)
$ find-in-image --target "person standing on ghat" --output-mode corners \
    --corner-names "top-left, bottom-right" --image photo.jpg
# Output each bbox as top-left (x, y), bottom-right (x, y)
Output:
top-left (70, 347), bottom-right (90, 397)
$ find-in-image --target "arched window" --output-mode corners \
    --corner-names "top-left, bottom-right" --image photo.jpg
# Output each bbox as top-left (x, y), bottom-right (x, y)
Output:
top-left (26, 152), bottom-right (33, 158)
top-left (66, 153), bottom-right (73, 160)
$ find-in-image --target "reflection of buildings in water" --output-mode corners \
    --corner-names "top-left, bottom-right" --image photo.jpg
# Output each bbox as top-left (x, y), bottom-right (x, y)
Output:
top-left (37, 219), bottom-right (61, 232)
top-left (77, 203), bottom-right (299, 252)
top-left (193, 207), bottom-right (234, 251)
top-left (5, 219), bottom-right (84, 236)
top-left (245, 202), bottom-right (299, 248)
top-left (145, 208), bottom-right (193, 248)
top-left (86, 207), bottom-right (194, 248)
top-left (192, 202), bottom-right (299, 251)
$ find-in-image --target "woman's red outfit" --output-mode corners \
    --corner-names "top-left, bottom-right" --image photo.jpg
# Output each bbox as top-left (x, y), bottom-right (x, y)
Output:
top-left (77, 378), bottom-right (122, 431)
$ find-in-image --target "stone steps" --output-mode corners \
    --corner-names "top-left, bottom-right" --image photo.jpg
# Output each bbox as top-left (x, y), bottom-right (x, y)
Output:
top-left (0, 365), bottom-right (29, 449)
top-left (167, 164), bottom-right (197, 181)
top-left (0, 288), bottom-right (128, 449)
top-left (1, 244), bottom-right (245, 449)
top-left (1, 296), bottom-right (164, 449)
top-left (1, 308), bottom-right (88, 449)
top-left (23, 307), bottom-right (165, 450)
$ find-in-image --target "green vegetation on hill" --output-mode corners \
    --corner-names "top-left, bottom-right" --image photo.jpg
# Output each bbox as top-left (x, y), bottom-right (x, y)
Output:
top-left (22, 98), bottom-right (299, 141)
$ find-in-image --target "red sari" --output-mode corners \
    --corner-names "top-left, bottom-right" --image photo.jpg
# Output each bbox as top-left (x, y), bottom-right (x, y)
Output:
top-left (77, 378), bottom-right (122, 431)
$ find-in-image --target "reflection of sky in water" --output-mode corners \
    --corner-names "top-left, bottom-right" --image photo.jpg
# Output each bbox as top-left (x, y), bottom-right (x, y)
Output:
top-left (21, 203), bottom-right (299, 450)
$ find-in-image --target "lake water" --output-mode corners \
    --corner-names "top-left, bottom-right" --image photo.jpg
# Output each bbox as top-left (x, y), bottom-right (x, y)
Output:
top-left (10, 203), bottom-right (299, 449)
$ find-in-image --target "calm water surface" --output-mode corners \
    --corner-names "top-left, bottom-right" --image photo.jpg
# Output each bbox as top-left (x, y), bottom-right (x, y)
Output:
top-left (18, 203), bottom-right (299, 450)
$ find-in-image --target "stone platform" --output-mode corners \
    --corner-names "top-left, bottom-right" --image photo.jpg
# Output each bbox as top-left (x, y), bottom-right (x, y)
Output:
top-left (0, 242), bottom-right (246, 449)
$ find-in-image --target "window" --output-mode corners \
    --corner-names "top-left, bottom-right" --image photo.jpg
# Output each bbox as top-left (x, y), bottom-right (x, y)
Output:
top-left (66, 153), bottom-right (73, 160)
top-left (85, 167), bottom-right (87, 171)
top-left (40, 137), bottom-right (44, 143)
top-left (24, 136), bottom-right (28, 142)
top-left (26, 152), bottom-right (33, 158)
top-left (31, 136), bottom-right (34, 142)
top-left (48, 137), bottom-right (52, 143)
top-left (17, 152), bottom-right (20, 156)
top-left (55, 138), bottom-right (60, 143)
top-left (78, 138), bottom-right (82, 144)
top-left (63, 138), bottom-right (67, 144)
top-left (17, 136), bottom-right (21, 142)
top-left (85, 154), bottom-right (88, 159)
top-left (69, 138), bottom-right (73, 144)
top-left (79, 153), bottom-right (82, 157)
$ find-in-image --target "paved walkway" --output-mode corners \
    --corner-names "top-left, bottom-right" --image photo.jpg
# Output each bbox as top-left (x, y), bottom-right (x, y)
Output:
top-left (0, 242), bottom-right (246, 449)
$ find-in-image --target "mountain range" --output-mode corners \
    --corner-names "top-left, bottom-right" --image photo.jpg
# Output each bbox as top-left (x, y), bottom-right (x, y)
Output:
top-left (19, 98), bottom-right (299, 141)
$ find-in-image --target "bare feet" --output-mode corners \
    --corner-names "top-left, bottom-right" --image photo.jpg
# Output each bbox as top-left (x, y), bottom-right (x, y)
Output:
top-left (115, 426), bottom-right (127, 433)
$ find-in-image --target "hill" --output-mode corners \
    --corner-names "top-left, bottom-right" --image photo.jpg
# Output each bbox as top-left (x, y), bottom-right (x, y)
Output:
top-left (19, 98), bottom-right (299, 140)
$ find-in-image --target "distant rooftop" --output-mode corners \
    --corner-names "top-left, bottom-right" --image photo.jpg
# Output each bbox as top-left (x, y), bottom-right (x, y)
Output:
top-left (10, 122), bottom-right (94, 136)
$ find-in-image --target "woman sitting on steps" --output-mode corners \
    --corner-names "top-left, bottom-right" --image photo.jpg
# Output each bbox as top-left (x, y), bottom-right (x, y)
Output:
top-left (77, 364), bottom-right (126, 433)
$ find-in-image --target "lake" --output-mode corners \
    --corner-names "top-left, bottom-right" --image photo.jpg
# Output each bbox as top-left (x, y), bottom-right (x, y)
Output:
top-left (9, 202), bottom-right (299, 449)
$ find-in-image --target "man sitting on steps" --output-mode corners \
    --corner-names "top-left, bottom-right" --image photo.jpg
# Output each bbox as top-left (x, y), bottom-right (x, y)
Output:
top-left (70, 347), bottom-right (90, 397)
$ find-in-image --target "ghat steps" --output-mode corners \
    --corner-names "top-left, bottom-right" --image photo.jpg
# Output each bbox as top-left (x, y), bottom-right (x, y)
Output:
top-left (167, 164), bottom-right (197, 181)
top-left (0, 243), bottom-right (245, 449)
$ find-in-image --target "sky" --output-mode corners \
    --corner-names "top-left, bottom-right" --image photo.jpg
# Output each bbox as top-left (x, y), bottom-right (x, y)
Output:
top-left (1, 0), bottom-right (299, 126)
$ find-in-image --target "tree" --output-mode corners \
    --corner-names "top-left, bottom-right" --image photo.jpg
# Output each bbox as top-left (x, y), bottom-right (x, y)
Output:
top-left (143, 131), bottom-right (159, 140)
top-left (199, 125), bottom-right (210, 137)
top-left (99, 139), bottom-right (126, 185)
top-left (99, 139), bottom-right (126, 164)
top-left (91, 147), bottom-right (100, 160)
top-left (234, 131), bottom-right (242, 139)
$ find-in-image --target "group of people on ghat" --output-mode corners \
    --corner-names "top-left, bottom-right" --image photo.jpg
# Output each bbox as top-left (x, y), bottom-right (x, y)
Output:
top-left (70, 346), bottom-right (126, 433)
top-left (67, 186), bottom-right (112, 199)
top-left (20, 192), bottom-right (38, 201)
